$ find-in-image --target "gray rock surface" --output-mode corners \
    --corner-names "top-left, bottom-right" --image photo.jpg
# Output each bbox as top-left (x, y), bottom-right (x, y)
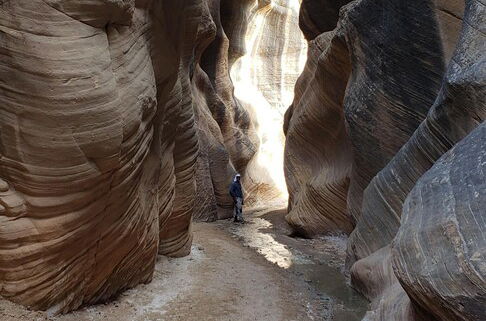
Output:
top-left (393, 122), bottom-right (486, 321)
top-left (348, 1), bottom-right (485, 319)
top-left (285, 0), bottom-right (485, 320)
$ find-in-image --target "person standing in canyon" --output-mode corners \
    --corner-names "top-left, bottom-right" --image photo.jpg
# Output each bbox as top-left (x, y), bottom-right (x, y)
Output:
top-left (229, 174), bottom-right (244, 223)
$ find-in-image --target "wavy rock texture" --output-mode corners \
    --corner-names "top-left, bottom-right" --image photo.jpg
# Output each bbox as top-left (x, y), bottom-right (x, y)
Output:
top-left (347, 0), bottom-right (475, 263)
top-left (0, 0), bottom-right (258, 313)
top-left (393, 123), bottom-right (486, 321)
top-left (341, 0), bottom-right (460, 225)
top-left (284, 29), bottom-right (354, 236)
top-left (283, 0), bottom-right (358, 237)
top-left (285, 0), bottom-right (484, 320)
top-left (0, 0), bottom-right (161, 313)
top-left (191, 0), bottom-right (259, 221)
top-left (285, 0), bottom-right (450, 237)
top-left (350, 1), bottom-right (485, 319)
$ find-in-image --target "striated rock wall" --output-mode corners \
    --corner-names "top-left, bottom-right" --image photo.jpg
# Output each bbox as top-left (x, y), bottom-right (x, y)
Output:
top-left (192, 0), bottom-right (260, 222)
top-left (283, 28), bottom-right (353, 236)
top-left (285, 0), bottom-right (485, 320)
top-left (351, 1), bottom-right (485, 319)
top-left (0, 0), bottom-right (257, 313)
top-left (231, 0), bottom-right (307, 205)
top-left (393, 123), bottom-right (486, 321)
top-left (0, 0), bottom-right (163, 313)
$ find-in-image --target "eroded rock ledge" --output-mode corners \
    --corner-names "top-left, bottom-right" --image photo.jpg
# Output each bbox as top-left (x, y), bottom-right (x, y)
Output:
top-left (285, 0), bottom-right (485, 320)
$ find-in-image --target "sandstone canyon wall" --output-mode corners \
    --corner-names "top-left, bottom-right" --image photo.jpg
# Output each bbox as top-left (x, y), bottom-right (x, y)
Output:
top-left (193, 0), bottom-right (307, 218)
top-left (0, 0), bottom-right (258, 313)
top-left (285, 0), bottom-right (485, 320)
top-left (231, 0), bottom-right (307, 205)
top-left (190, 0), bottom-right (260, 221)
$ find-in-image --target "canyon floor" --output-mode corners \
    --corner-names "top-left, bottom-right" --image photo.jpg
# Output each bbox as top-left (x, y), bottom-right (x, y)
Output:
top-left (0, 207), bottom-right (368, 321)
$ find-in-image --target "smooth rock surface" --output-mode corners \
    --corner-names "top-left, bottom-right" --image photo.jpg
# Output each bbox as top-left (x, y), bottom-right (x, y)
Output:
top-left (0, 0), bottom-right (259, 313)
top-left (285, 0), bottom-right (485, 320)
top-left (349, 2), bottom-right (484, 319)
top-left (393, 123), bottom-right (486, 321)
top-left (284, 29), bottom-right (353, 237)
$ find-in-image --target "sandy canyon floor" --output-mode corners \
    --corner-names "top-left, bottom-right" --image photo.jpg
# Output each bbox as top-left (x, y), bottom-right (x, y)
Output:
top-left (0, 208), bottom-right (368, 321)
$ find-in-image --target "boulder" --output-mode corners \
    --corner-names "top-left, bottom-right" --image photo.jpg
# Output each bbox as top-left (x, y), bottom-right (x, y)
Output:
top-left (393, 123), bottom-right (486, 321)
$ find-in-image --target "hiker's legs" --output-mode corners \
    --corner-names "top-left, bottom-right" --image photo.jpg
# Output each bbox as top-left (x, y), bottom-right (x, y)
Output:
top-left (236, 197), bottom-right (243, 221)
top-left (233, 197), bottom-right (243, 222)
top-left (233, 198), bottom-right (239, 221)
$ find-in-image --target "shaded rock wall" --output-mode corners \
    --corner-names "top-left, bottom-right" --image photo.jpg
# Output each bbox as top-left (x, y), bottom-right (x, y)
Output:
top-left (393, 123), bottom-right (486, 321)
top-left (341, 0), bottom-right (450, 225)
top-left (0, 0), bottom-right (257, 313)
top-left (351, 1), bottom-right (485, 319)
top-left (285, 0), bottom-right (485, 320)
top-left (284, 29), bottom-right (353, 236)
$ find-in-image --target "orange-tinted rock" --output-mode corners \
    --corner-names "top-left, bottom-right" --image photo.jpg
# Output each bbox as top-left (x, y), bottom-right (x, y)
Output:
top-left (0, 0), bottom-right (258, 313)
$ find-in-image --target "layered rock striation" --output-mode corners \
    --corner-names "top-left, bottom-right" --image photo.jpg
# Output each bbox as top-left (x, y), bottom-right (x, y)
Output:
top-left (231, 0), bottom-right (307, 205)
top-left (191, 0), bottom-right (259, 221)
top-left (0, 0), bottom-right (257, 313)
top-left (284, 29), bottom-right (353, 236)
top-left (393, 123), bottom-right (486, 321)
top-left (285, 0), bottom-right (485, 320)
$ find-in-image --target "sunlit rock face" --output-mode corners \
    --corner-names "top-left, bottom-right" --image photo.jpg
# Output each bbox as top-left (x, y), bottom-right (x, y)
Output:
top-left (231, 0), bottom-right (307, 205)
top-left (286, 0), bottom-right (485, 320)
top-left (0, 0), bottom-right (258, 313)
top-left (191, 0), bottom-right (259, 222)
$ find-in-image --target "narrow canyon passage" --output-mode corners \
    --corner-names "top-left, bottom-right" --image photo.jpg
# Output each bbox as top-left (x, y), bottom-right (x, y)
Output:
top-left (0, 1), bottom-right (368, 320)
top-left (1, 1), bottom-right (484, 321)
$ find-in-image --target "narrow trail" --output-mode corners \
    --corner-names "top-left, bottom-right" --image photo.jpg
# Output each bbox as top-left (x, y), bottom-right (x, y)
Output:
top-left (0, 208), bottom-right (367, 321)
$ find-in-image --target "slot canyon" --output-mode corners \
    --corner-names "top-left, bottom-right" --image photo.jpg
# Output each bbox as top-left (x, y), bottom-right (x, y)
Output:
top-left (0, 0), bottom-right (484, 321)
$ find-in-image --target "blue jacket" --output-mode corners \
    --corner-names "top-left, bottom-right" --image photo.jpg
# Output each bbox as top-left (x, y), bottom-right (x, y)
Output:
top-left (229, 180), bottom-right (243, 198)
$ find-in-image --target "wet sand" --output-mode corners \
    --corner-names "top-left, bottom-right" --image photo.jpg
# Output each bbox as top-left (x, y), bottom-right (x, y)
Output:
top-left (226, 208), bottom-right (368, 321)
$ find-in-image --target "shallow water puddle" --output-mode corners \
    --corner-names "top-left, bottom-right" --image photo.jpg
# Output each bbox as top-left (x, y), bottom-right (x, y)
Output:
top-left (229, 217), bottom-right (312, 268)
top-left (226, 210), bottom-right (368, 321)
